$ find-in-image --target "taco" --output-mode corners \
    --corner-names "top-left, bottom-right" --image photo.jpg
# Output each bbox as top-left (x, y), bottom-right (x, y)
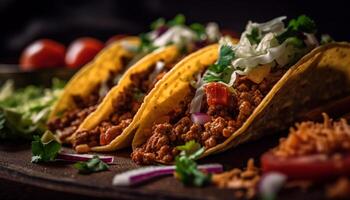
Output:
top-left (131, 15), bottom-right (350, 164)
top-left (48, 14), bottom-right (222, 143)
top-left (69, 15), bottom-right (226, 152)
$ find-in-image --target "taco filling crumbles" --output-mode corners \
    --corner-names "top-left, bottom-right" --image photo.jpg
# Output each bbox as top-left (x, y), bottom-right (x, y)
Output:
top-left (72, 16), bottom-right (224, 151)
top-left (48, 14), bottom-right (221, 143)
top-left (48, 69), bottom-right (125, 141)
top-left (73, 60), bottom-right (180, 148)
top-left (132, 15), bottom-right (320, 164)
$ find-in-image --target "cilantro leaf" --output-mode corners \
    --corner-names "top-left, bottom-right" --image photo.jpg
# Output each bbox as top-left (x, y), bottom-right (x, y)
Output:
top-left (288, 15), bottom-right (316, 34)
top-left (246, 27), bottom-right (260, 44)
top-left (73, 155), bottom-right (109, 174)
top-left (176, 140), bottom-right (201, 156)
top-left (150, 18), bottom-right (166, 30)
top-left (167, 14), bottom-right (186, 27)
top-left (137, 33), bottom-right (157, 53)
top-left (31, 134), bottom-right (61, 163)
top-left (175, 141), bottom-right (211, 187)
top-left (277, 15), bottom-right (316, 45)
top-left (211, 45), bottom-right (235, 73)
top-left (190, 23), bottom-right (206, 39)
top-left (203, 45), bottom-right (235, 84)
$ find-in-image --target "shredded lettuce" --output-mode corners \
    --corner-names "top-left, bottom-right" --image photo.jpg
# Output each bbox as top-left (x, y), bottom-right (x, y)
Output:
top-left (0, 79), bottom-right (64, 140)
top-left (202, 15), bottom-right (318, 86)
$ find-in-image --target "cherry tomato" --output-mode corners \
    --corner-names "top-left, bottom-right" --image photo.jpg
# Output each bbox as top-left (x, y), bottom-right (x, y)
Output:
top-left (105, 34), bottom-right (128, 46)
top-left (261, 152), bottom-right (350, 180)
top-left (65, 37), bottom-right (104, 68)
top-left (20, 39), bottom-right (65, 71)
top-left (205, 82), bottom-right (230, 106)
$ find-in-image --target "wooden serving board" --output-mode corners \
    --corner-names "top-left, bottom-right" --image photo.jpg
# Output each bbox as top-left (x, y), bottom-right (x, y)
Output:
top-left (0, 133), bottom-right (328, 200)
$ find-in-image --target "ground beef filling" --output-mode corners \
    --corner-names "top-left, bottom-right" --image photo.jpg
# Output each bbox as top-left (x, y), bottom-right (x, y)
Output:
top-left (73, 61), bottom-right (177, 148)
top-left (47, 70), bottom-right (120, 141)
top-left (132, 70), bottom-right (285, 164)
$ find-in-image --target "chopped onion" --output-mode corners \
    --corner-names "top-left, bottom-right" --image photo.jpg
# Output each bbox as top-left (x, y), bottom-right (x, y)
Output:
top-left (259, 172), bottom-right (287, 200)
top-left (112, 164), bottom-right (223, 186)
top-left (56, 152), bottom-right (114, 164)
top-left (191, 113), bottom-right (211, 125)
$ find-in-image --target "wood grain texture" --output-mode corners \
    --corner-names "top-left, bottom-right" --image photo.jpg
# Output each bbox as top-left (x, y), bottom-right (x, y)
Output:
top-left (0, 134), bottom-right (327, 200)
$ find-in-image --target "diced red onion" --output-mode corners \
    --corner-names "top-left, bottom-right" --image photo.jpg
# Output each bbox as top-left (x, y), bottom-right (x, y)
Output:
top-left (112, 164), bottom-right (223, 186)
top-left (258, 172), bottom-right (287, 200)
top-left (191, 112), bottom-right (211, 125)
top-left (56, 152), bottom-right (114, 164)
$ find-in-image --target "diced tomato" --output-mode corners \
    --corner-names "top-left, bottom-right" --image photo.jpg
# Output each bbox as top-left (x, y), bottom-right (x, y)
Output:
top-left (65, 37), bottom-right (104, 68)
top-left (261, 152), bottom-right (350, 180)
top-left (20, 39), bottom-right (66, 71)
top-left (204, 82), bottom-right (230, 106)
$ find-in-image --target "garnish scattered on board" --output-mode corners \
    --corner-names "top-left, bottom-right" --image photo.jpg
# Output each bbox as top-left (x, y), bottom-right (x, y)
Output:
top-left (174, 140), bottom-right (212, 187)
top-left (73, 155), bottom-right (109, 174)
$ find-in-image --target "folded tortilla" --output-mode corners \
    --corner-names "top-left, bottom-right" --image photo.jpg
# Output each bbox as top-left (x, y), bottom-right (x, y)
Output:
top-left (71, 45), bottom-right (181, 151)
top-left (132, 42), bottom-right (350, 163)
top-left (48, 37), bottom-right (140, 142)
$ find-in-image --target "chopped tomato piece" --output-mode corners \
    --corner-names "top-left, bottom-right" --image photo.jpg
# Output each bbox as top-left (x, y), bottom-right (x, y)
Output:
top-left (261, 152), bottom-right (350, 180)
top-left (204, 82), bottom-right (230, 106)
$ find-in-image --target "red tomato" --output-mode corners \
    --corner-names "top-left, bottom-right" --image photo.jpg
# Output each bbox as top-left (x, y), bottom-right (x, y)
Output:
top-left (261, 152), bottom-right (350, 180)
top-left (204, 82), bottom-right (230, 106)
top-left (20, 39), bottom-right (65, 71)
top-left (105, 34), bottom-right (128, 46)
top-left (65, 37), bottom-right (104, 68)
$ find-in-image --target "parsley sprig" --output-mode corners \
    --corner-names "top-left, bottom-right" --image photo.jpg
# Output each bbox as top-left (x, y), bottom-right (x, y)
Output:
top-left (203, 45), bottom-right (235, 83)
top-left (31, 134), bottom-right (61, 163)
top-left (73, 155), bottom-right (109, 174)
top-left (276, 15), bottom-right (316, 47)
top-left (175, 141), bottom-right (211, 187)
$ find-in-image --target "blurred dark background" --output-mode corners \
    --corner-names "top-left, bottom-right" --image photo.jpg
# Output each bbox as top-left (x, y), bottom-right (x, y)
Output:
top-left (0, 0), bottom-right (349, 63)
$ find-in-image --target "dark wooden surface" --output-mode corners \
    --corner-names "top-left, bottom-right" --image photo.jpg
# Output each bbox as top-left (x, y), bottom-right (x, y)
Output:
top-left (0, 133), bottom-right (327, 200)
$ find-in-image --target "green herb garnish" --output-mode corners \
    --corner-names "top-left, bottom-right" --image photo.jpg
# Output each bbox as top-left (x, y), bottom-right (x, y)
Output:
top-left (73, 155), bottom-right (109, 174)
top-left (175, 141), bottom-right (211, 187)
top-left (277, 15), bottom-right (316, 45)
top-left (31, 134), bottom-right (61, 163)
top-left (167, 14), bottom-right (186, 26)
top-left (246, 27), bottom-right (261, 44)
top-left (203, 45), bottom-right (235, 83)
top-left (190, 23), bottom-right (206, 39)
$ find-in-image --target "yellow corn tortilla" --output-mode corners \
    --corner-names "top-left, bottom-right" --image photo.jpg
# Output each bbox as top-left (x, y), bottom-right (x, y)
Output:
top-left (49, 37), bottom-right (140, 121)
top-left (132, 42), bottom-right (350, 163)
top-left (72, 45), bottom-right (181, 151)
